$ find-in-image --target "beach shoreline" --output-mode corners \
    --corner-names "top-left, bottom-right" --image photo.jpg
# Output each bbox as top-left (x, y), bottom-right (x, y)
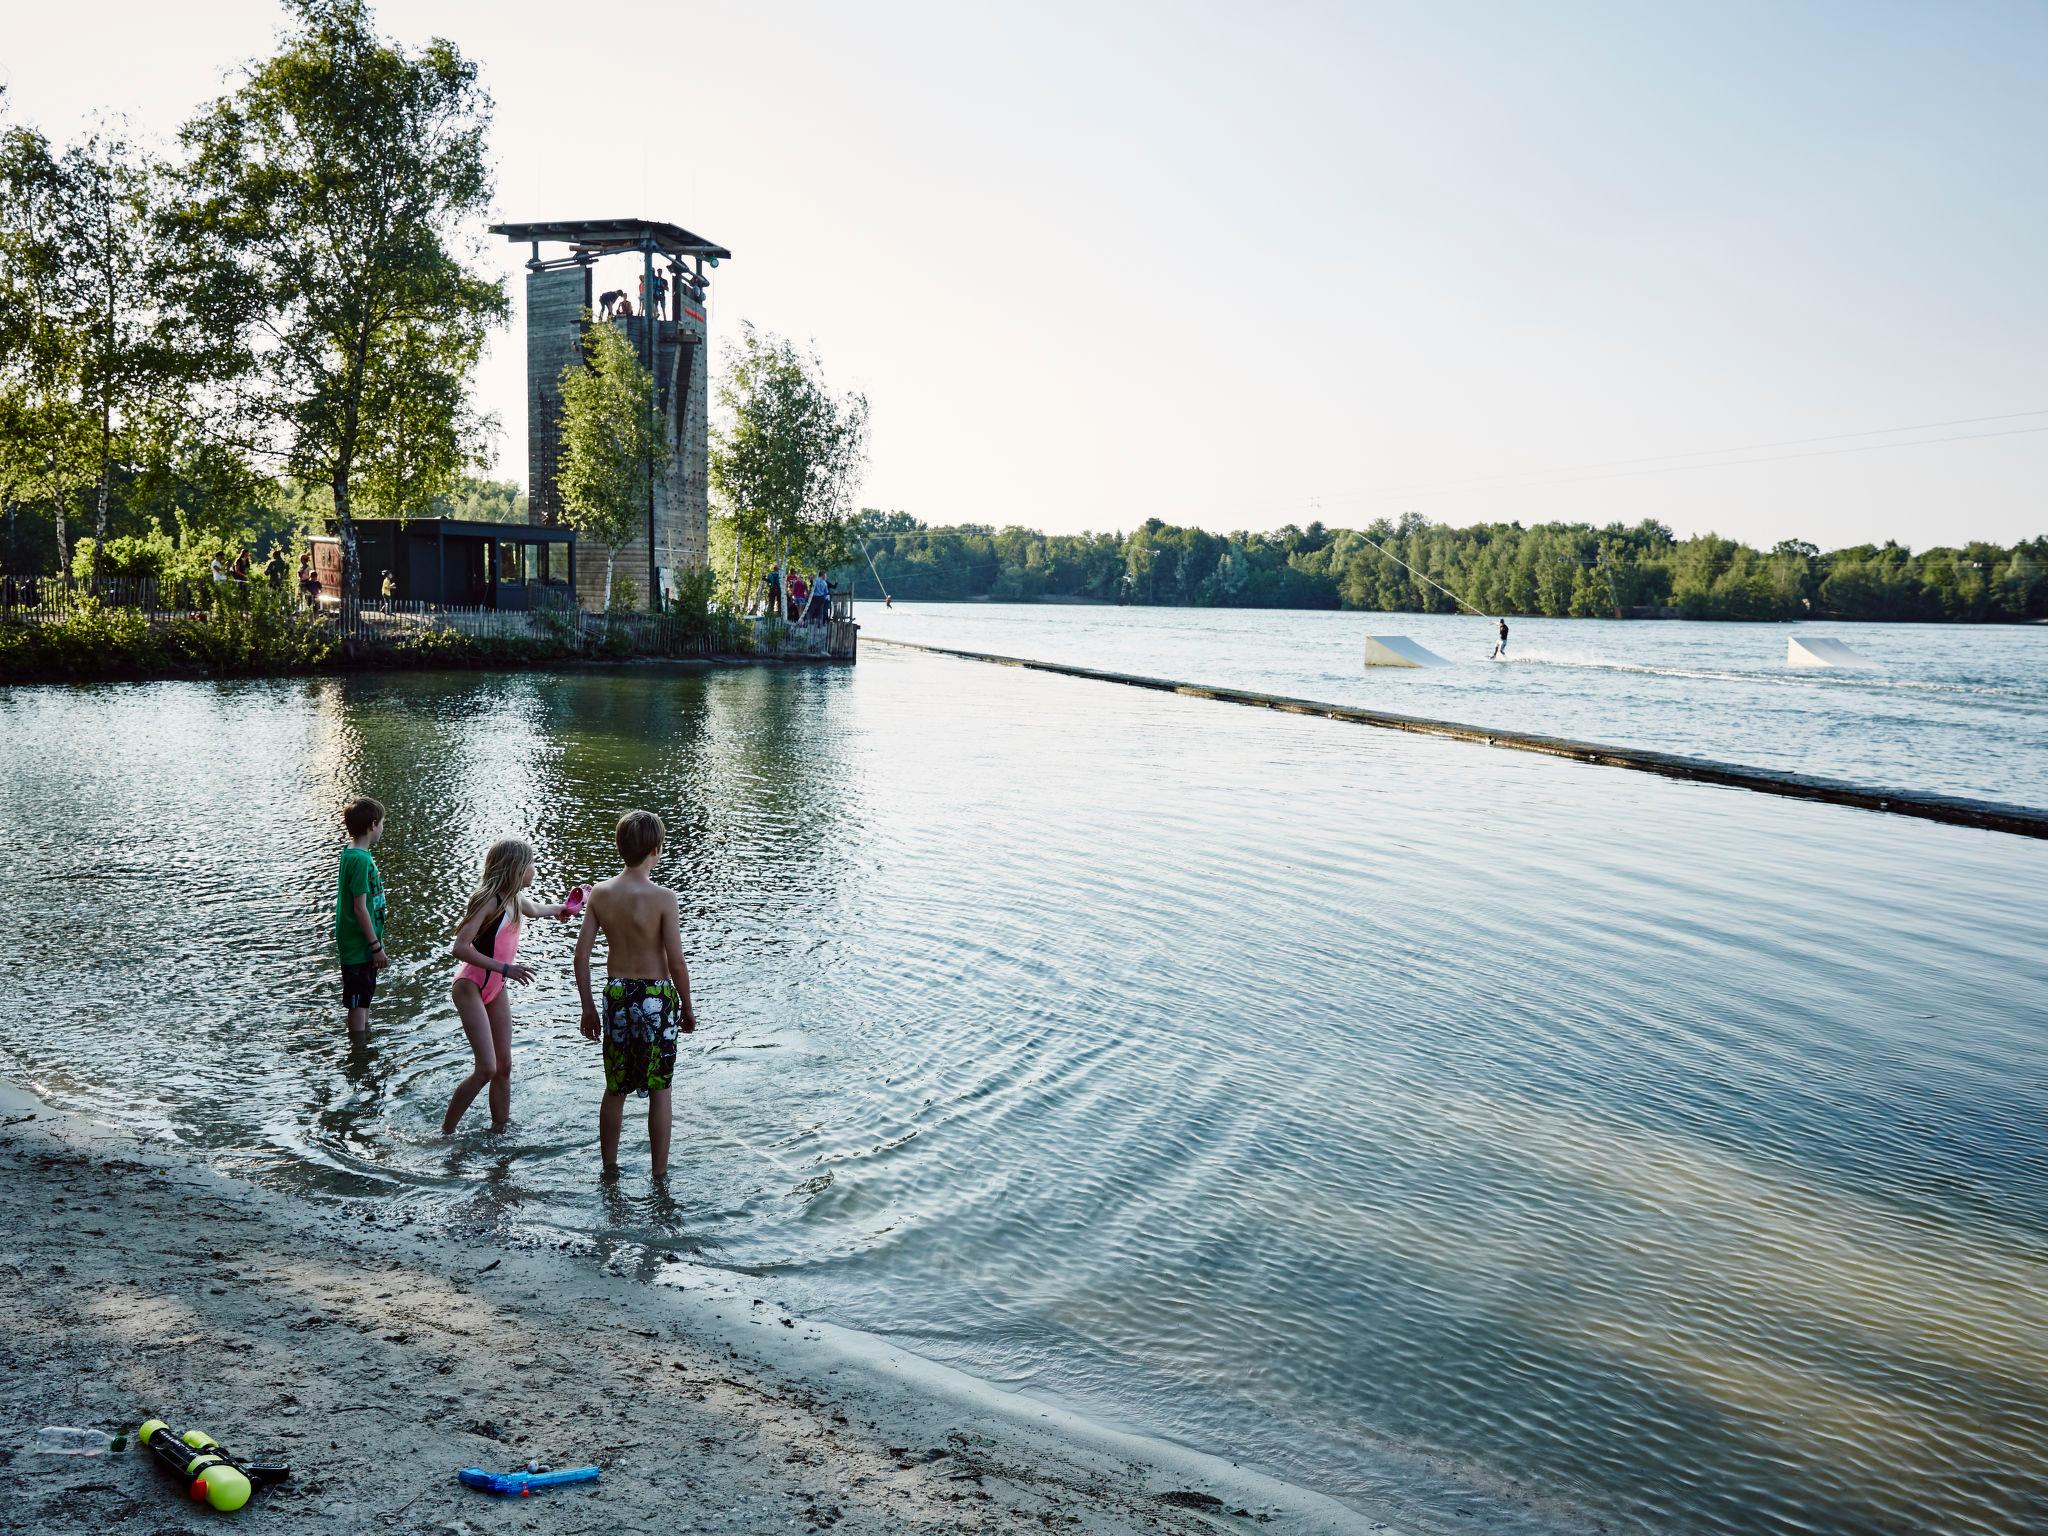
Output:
top-left (0, 1078), bottom-right (1414, 1535)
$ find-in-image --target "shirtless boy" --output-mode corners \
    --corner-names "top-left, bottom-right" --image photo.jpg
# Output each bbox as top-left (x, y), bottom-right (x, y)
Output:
top-left (576, 810), bottom-right (699, 1177)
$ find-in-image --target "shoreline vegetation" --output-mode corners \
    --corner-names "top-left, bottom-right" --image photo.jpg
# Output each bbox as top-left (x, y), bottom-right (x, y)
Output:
top-left (852, 512), bottom-right (2048, 623)
top-left (0, 576), bottom-right (807, 684)
top-left (0, 1080), bottom-right (1402, 1536)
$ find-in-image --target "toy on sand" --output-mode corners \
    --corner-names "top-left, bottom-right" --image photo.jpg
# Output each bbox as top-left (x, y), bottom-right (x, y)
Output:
top-left (458, 1465), bottom-right (602, 1497)
top-left (138, 1418), bottom-right (290, 1512)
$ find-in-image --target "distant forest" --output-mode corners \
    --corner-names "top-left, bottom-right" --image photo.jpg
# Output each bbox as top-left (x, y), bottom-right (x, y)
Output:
top-left (851, 512), bottom-right (2048, 623)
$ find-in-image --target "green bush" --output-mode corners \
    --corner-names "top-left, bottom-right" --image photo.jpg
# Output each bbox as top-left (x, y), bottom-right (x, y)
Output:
top-left (70, 518), bottom-right (263, 587)
top-left (0, 588), bottom-right (335, 682)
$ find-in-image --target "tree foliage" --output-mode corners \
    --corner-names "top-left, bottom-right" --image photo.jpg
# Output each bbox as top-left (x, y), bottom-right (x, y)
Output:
top-left (0, 113), bottom-right (105, 573)
top-left (856, 512), bottom-right (2048, 623)
top-left (557, 320), bottom-right (667, 609)
top-left (167, 0), bottom-right (505, 609)
top-left (710, 323), bottom-right (869, 610)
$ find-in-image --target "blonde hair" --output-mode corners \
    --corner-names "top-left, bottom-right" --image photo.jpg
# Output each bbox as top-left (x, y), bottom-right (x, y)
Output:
top-left (457, 838), bottom-right (534, 934)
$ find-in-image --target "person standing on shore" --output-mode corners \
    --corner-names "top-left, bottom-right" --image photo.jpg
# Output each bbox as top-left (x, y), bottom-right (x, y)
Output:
top-left (335, 797), bottom-right (389, 1038)
top-left (576, 810), bottom-right (698, 1179)
top-left (441, 839), bottom-right (573, 1135)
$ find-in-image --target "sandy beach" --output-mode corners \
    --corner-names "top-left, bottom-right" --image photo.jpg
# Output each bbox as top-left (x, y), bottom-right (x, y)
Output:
top-left (0, 1081), bottom-right (1401, 1535)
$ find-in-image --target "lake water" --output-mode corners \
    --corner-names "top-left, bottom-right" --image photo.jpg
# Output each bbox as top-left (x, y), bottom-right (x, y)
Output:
top-left (2, 638), bottom-right (2045, 1536)
top-left (862, 603), bottom-right (2048, 806)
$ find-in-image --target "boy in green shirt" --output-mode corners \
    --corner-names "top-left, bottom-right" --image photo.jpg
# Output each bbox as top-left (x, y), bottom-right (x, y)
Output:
top-left (336, 796), bottom-right (389, 1037)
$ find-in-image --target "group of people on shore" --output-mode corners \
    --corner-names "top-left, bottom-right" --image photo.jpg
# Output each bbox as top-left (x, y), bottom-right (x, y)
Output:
top-left (205, 544), bottom-right (327, 609)
top-left (756, 568), bottom-right (834, 623)
top-left (335, 797), bottom-right (700, 1177)
top-left (209, 546), bottom-right (281, 589)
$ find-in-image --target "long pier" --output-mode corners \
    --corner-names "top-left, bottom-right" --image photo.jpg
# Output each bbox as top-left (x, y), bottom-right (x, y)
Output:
top-left (869, 638), bottom-right (2048, 841)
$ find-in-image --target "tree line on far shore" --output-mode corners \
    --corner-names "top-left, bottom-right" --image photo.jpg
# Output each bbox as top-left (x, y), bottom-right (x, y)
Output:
top-left (852, 512), bottom-right (2048, 623)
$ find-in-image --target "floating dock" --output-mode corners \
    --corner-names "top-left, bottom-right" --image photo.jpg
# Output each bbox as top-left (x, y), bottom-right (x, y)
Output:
top-left (867, 638), bottom-right (2048, 841)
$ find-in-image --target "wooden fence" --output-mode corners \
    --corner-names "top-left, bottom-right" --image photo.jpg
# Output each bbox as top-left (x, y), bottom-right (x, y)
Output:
top-left (0, 573), bottom-right (277, 622)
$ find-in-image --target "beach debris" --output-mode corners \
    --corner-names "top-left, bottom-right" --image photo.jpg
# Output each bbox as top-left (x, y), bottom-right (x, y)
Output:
top-left (33, 1426), bottom-right (127, 1456)
top-left (1156, 1489), bottom-right (1227, 1512)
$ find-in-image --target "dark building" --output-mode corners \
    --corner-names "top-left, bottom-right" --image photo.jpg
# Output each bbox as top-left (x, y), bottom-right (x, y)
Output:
top-left (312, 520), bottom-right (577, 609)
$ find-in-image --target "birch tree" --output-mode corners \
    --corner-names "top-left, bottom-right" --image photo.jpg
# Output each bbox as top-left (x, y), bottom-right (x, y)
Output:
top-left (167, 0), bottom-right (505, 617)
top-left (557, 320), bottom-right (667, 610)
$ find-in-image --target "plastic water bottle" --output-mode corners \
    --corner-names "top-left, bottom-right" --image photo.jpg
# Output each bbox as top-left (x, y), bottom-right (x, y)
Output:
top-left (34, 1427), bottom-right (128, 1455)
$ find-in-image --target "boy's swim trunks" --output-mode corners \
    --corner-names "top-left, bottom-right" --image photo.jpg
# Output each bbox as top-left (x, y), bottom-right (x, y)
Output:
top-left (341, 960), bottom-right (378, 1009)
top-left (602, 978), bottom-right (688, 1094)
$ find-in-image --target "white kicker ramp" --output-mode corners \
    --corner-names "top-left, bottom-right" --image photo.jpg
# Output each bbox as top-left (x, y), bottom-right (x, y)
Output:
top-left (1787, 636), bottom-right (1877, 670)
top-left (1364, 634), bottom-right (1454, 669)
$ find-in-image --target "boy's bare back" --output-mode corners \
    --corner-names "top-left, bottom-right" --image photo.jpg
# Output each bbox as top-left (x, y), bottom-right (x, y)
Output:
top-left (585, 872), bottom-right (680, 980)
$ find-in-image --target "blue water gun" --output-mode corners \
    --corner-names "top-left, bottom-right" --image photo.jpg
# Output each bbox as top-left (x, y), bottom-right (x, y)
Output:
top-left (457, 1465), bottom-right (601, 1498)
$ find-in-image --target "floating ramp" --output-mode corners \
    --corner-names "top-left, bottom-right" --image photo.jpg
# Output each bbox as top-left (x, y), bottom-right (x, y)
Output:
top-left (1364, 635), bottom-right (1453, 669)
top-left (1787, 636), bottom-right (1877, 670)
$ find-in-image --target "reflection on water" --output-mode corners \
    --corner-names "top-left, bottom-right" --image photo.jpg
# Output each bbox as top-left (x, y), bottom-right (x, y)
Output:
top-left (1, 656), bottom-right (2045, 1535)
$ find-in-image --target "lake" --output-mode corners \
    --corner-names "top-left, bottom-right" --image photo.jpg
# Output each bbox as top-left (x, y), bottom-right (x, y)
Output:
top-left (2, 629), bottom-right (2044, 1535)
top-left (862, 603), bottom-right (2048, 806)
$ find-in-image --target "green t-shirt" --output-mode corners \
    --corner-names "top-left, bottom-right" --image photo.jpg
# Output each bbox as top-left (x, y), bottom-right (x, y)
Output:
top-left (335, 846), bottom-right (387, 965)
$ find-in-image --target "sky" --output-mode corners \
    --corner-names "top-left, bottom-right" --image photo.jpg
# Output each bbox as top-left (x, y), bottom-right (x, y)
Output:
top-left (4, 0), bottom-right (2045, 548)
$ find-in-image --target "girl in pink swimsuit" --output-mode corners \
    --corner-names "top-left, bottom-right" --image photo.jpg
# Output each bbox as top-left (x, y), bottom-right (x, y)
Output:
top-left (441, 838), bottom-right (576, 1135)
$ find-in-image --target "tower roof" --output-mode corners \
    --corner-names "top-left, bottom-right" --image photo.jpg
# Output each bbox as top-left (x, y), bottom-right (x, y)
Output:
top-left (491, 218), bottom-right (730, 261)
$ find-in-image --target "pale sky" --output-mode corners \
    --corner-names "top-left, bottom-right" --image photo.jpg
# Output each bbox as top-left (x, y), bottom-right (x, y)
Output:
top-left (5, 0), bottom-right (2045, 547)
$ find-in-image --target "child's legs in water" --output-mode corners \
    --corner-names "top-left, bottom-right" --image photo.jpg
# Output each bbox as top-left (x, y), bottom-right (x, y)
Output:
top-left (442, 980), bottom-right (498, 1134)
top-left (596, 1088), bottom-right (673, 1178)
top-left (599, 1090), bottom-right (626, 1176)
top-left (485, 990), bottom-right (514, 1129)
top-left (648, 1089), bottom-right (672, 1178)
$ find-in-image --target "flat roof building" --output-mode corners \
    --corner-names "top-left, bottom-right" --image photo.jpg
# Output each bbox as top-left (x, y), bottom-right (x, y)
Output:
top-left (491, 218), bottom-right (730, 613)
top-left (312, 519), bottom-right (577, 610)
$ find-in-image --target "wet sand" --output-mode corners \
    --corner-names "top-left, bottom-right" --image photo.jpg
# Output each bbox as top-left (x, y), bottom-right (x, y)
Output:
top-left (0, 1082), bottom-right (1404, 1535)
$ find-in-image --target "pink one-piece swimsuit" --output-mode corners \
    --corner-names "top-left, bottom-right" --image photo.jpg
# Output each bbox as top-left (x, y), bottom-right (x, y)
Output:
top-left (455, 904), bottom-right (521, 1004)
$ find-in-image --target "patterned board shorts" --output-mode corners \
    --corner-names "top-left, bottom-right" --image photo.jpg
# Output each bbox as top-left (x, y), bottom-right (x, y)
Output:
top-left (602, 978), bottom-right (689, 1095)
